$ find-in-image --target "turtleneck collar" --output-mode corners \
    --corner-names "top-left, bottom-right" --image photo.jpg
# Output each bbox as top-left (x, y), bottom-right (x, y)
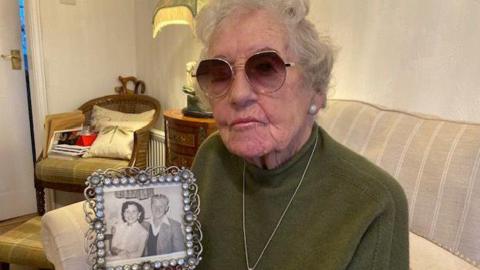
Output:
top-left (244, 123), bottom-right (321, 188)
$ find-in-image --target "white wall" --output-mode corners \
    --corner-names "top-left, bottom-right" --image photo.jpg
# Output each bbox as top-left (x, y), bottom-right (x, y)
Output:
top-left (310, 0), bottom-right (480, 122)
top-left (40, 0), bottom-right (137, 114)
top-left (35, 0), bottom-right (480, 125)
top-left (35, 0), bottom-right (480, 126)
top-left (135, 0), bottom-right (202, 128)
top-left (37, 0), bottom-right (137, 207)
top-left (133, 0), bottom-right (480, 124)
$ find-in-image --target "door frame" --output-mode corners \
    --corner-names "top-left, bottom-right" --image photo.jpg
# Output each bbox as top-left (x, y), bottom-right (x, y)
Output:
top-left (25, 0), bottom-right (48, 155)
top-left (24, 0), bottom-right (56, 209)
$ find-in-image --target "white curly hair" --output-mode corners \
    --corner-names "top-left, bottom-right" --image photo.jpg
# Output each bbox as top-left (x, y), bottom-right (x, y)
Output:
top-left (195, 0), bottom-right (335, 107)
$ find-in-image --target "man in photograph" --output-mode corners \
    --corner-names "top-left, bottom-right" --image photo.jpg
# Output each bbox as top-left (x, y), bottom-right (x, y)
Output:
top-left (144, 194), bottom-right (185, 256)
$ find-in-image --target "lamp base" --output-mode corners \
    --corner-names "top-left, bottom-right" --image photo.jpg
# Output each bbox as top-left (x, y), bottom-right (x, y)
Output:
top-left (182, 108), bottom-right (213, 118)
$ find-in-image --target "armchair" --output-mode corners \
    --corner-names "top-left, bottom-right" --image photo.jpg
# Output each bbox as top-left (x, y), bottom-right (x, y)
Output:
top-left (34, 94), bottom-right (160, 215)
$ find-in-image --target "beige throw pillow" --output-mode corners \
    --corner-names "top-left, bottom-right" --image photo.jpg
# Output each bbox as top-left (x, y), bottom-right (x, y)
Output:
top-left (90, 105), bottom-right (154, 131)
top-left (83, 125), bottom-right (134, 160)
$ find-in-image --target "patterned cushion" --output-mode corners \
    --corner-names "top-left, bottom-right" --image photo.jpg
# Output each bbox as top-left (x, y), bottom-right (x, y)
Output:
top-left (317, 99), bottom-right (480, 268)
top-left (0, 217), bottom-right (53, 268)
top-left (90, 105), bottom-right (155, 131)
top-left (36, 157), bottom-right (129, 185)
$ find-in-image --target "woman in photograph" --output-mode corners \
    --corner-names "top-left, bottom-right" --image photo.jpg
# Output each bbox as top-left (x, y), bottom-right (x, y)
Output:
top-left (191, 0), bottom-right (409, 269)
top-left (110, 201), bottom-right (148, 259)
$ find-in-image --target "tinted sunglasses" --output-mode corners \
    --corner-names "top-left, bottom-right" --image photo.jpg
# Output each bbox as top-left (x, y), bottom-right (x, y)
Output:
top-left (193, 51), bottom-right (295, 98)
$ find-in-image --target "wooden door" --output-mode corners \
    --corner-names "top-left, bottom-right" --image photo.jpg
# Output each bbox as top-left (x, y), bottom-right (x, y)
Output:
top-left (0, 0), bottom-right (36, 220)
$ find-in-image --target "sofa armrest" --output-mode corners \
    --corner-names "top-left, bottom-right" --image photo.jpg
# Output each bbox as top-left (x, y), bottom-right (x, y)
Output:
top-left (41, 201), bottom-right (89, 270)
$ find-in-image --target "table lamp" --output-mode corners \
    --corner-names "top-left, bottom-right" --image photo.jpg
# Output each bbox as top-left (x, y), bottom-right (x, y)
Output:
top-left (152, 0), bottom-right (206, 38)
top-left (152, 0), bottom-right (212, 118)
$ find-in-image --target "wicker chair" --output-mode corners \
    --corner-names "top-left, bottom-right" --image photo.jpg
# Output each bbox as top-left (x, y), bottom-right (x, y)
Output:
top-left (34, 94), bottom-right (160, 215)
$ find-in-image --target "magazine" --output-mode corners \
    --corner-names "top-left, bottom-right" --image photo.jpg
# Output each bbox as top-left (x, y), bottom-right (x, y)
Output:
top-left (47, 127), bottom-right (90, 158)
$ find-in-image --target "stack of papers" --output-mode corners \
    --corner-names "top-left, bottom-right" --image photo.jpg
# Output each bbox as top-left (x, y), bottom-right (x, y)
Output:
top-left (47, 128), bottom-right (90, 159)
top-left (49, 144), bottom-right (90, 156)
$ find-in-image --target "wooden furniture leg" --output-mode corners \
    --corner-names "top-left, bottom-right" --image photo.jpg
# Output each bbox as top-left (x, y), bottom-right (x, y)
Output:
top-left (34, 179), bottom-right (46, 216)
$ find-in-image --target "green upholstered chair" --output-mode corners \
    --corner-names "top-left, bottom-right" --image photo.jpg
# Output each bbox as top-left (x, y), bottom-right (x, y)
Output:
top-left (0, 217), bottom-right (53, 270)
top-left (34, 94), bottom-right (160, 215)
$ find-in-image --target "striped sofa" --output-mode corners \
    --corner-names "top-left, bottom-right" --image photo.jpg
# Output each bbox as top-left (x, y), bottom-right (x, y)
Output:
top-left (40, 99), bottom-right (479, 269)
top-left (317, 99), bottom-right (480, 269)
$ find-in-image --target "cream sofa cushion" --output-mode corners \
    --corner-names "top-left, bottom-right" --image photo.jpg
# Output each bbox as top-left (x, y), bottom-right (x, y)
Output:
top-left (410, 232), bottom-right (478, 270)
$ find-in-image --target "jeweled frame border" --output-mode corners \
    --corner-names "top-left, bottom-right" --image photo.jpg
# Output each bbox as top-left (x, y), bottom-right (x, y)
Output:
top-left (83, 166), bottom-right (203, 270)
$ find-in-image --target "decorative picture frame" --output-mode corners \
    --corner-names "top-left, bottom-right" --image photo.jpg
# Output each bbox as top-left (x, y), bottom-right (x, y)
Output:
top-left (84, 167), bottom-right (202, 270)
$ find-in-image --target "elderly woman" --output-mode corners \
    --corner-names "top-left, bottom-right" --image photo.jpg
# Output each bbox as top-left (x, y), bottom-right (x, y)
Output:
top-left (191, 0), bottom-right (409, 269)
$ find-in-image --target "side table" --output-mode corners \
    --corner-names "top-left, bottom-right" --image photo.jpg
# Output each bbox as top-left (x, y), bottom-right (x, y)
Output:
top-left (163, 109), bottom-right (217, 168)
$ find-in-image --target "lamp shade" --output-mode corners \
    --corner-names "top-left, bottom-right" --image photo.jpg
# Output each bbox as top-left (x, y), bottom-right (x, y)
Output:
top-left (152, 0), bottom-right (205, 38)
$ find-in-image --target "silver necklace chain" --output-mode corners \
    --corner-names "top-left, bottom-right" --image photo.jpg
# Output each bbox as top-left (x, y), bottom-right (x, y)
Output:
top-left (242, 133), bottom-right (318, 270)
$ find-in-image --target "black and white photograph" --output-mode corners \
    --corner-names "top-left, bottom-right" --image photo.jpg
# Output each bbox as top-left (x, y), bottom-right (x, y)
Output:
top-left (103, 183), bottom-right (187, 267)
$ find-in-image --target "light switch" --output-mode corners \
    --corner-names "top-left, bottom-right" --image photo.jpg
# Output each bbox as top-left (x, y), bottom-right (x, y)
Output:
top-left (60, 0), bottom-right (76, 5)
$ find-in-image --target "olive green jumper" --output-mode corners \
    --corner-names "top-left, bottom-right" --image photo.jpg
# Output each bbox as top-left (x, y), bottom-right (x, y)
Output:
top-left (192, 124), bottom-right (409, 270)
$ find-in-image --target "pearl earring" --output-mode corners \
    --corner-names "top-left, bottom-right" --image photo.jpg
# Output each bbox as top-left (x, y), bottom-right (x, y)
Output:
top-left (308, 104), bottom-right (318, 115)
